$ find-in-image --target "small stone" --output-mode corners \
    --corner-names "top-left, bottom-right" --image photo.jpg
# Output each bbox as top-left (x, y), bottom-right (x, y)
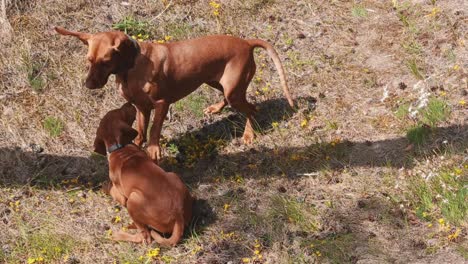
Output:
top-left (398, 82), bottom-right (407, 90)
top-left (357, 200), bottom-right (366, 208)
top-left (277, 186), bottom-right (287, 193)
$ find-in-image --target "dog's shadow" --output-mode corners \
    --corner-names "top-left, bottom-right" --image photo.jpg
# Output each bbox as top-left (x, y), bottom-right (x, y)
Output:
top-left (163, 96), bottom-right (315, 172)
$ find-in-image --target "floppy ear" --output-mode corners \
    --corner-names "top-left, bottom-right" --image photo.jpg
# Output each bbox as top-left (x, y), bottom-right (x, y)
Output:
top-left (120, 125), bottom-right (139, 145)
top-left (114, 37), bottom-right (139, 72)
top-left (93, 136), bottom-right (107, 156)
top-left (55, 26), bottom-right (91, 45)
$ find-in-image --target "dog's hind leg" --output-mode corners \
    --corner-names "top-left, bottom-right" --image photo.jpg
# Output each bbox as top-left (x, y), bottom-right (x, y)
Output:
top-left (204, 81), bottom-right (227, 114)
top-left (221, 61), bottom-right (257, 144)
top-left (112, 229), bottom-right (150, 244)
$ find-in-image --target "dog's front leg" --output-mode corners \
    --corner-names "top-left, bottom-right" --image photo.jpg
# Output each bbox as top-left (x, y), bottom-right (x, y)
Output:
top-left (134, 106), bottom-right (151, 147)
top-left (147, 100), bottom-right (170, 162)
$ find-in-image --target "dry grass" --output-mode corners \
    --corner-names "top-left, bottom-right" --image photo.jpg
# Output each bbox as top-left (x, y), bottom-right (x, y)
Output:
top-left (1, 0), bottom-right (467, 263)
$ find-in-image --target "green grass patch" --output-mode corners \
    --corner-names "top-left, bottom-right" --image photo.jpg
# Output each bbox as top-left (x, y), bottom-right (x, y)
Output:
top-left (403, 40), bottom-right (422, 55)
top-left (286, 51), bottom-right (315, 71)
top-left (164, 22), bottom-right (193, 40)
top-left (407, 166), bottom-right (467, 225)
top-left (112, 16), bottom-right (153, 39)
top-left (174, 93), bottom-right (208, 118)
top-left (7, 231), bottom-right (76, 263)
top-left (406, 124), bottom-right (431, 145)
top-left (351, 5), bottom-right (368, 18)
top-left (395, 102), bottom-right (410, 119)
top-left (43, 116), bottom-right (64, 137)
top-left (406, 58), bottom-right (424, 80)
top-left (269, 195), bottom-right (319, 232)
top-left (420, 98), bottom-right (450, 127)
top-left (305, 234), bottom-right (358, 264)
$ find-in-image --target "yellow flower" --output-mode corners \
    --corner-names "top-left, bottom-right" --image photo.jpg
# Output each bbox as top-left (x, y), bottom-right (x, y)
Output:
top-left (156, 40), bottom-right (165, 44)
top-left (439, 91), bottom-right (446, 96)
top-left (114, 216), bottom-right (121, 223)
top-left (315, 251), bottom-right (322, 257)
top-left (427, 223), bottom-right (433, 227)
top-left (422, 212), bottom-right (427, 218)
top-left (427, 7), bottom-right (440, 17)
top-left (27, 258), bottom-right (36, 264)
top-left (454, 168), bottom-right (462, 175)
top-left (300, 119), bottom-right (308, 128)
top-left (254, 249), bottom-right (260, 255)
top-left (209, 1), bottom-right (221, 9)
top-left (115, 208), bottom-right (120, 213)
top-left (272, 122), bottom-right (279, 128)
top-left (223, 203), bottom-right (230, 212)
top-left (242, 258), bottom-right (251, 263)
top-left (438, 218), bottom-right (445, 225)
top-left (146, 248), bottom-right (160, 259)
top-left (453, 64), bottom-right (460, 71)
top-left (448, 228), bottom-right (461, 241)
top-left (459, 100), bottom-right (466, 106)
top-left (164, 35), bottom-right (173, 41)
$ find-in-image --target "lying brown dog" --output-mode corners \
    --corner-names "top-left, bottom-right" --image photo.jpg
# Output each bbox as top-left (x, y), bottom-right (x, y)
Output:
top-left (94, 102), bottom-right (193, 246)
top-left (56, 26), bottom-right (294, 162)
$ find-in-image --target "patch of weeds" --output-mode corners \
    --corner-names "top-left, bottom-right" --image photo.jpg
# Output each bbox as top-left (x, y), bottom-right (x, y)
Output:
top-left (113, 244), bottom-right (144, 264)
top-left (406, 124), bottom-right (431, 145)
top-left (444, 48), bottom-right (456, 62)
top-left (305, 234), bottom-right (358, 264)
top-left (420, 98), bottom-right (450, 127)
top-left (325, 120), bottom-right (339, 130)
top-left (112, 16), bottom-right (153, 40)
top-left (169, 134), bottom-right (226, 167)
top-left (286, 51), bottom-right (315, 71)
top-left (407, 166), bottom-right (467, 225)
top-left (283, 34), bottom-right (294, 46)
top-left (403, 40), bottom-right (422, 55)
top-left (240, 0), bottom-right (275, 12)
top-left (269, 195), bottom-right (319, 232)
top-left (351, 5), bottom-right (368, 18)
top-left (8, 231), bottom-right (76, 263)
top-left (457, 244), bottom-right (468, 260)
top-left (395, 102), bottom-right (410, 119)
top-left (174, 93), bottom-right (208, 118)
top-left (164, 21), bottom-right (194, 40)
top-left (43, 116), bottom-right (64, 137)
top-left (406, 58), bottom-right (424, 80)
top-left (24, 57), bottom-right (46, 92)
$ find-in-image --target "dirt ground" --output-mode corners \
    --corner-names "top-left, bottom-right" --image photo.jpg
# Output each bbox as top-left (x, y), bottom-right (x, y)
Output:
top-left (0, 0), bottom-right (467, 263)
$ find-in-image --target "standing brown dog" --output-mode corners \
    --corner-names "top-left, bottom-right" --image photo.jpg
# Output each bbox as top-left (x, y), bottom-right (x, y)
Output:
top-left (95, 102), bottom-right (193, 246)
top-left (56, 27), bottom-right (294, 162)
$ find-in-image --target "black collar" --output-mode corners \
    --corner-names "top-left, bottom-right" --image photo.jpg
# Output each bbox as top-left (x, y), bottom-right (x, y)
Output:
top-left (126, 34), bottom-right (141, 54)
top-left (107, 143), bottom-right (124, 154)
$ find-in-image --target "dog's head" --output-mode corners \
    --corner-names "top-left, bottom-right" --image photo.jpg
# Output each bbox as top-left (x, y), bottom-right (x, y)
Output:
top-left (93, 102), bottom-right (138, 155)
top-left (55, 27), bottom-right (140, 89)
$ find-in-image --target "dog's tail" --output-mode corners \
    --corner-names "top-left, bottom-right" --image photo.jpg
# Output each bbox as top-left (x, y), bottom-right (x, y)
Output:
top-left (150, 215), bottom-right (184, 247)
top-left (247, 39), bottom-right (294, 108)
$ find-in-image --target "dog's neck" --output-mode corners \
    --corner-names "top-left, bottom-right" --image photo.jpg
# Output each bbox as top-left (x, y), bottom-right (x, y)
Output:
top-left (107, 143), bottom-right (125, 154)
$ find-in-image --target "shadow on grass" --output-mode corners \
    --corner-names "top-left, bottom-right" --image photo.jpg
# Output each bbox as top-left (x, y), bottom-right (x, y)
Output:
top-left (172, 123), bottom-right (467, 184)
